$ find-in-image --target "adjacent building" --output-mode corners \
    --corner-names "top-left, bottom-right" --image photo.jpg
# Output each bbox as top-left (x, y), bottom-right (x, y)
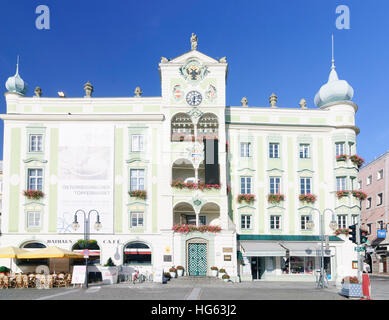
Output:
top-left (0, 35), bottom-right (361, 284)
top-left (359, 152), bottom-right (389, 273)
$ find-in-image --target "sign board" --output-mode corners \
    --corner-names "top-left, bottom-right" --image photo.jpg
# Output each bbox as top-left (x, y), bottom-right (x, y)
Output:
top-left (377, 230), bottom-right (387, 239)
top-left (352, 261), bottom-right (358, 269)
top-left (71, 266), bottom-right (87, 285)
top-left (224, 255), bottom-right (232, 261)
top-left (154, 269), bottom-right (163, 283)
top-left (223, 248), bottom-right (233, 253)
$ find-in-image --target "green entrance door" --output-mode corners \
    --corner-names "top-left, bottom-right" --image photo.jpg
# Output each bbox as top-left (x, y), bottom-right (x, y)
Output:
top-left (188, 243), bottom-right (207, 276)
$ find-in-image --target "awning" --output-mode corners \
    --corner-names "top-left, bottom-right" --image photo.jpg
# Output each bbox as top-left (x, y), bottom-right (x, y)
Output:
top-left (279, 242), bottom-right (333, 257)
top-left (240, 241), bottom-right (285, 257)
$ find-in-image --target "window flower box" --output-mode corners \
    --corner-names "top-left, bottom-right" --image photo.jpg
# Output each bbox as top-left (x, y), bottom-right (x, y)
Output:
top-left (128, 190), bottom-right (147, 200)
top-left (350, 155), bottom-right (365, 168)
top-left (336, 190), bottom-right (350, 199)
top-left (334, 228), bottom-right (350, 236)
top-left (172, 224), bottom-right (222, 234)
top-left (340, 277), bottom-right (362, 298)
top-left (299, 194), bottom-right (317, 204)
top-left (352, 190), bottom-right (367, 201)
top-left (171, 179), bottom-right (221, 191)
top-left (23, 190), bottom-right (44, 200)
top-left (210, 266), bottom-right (218, 277)
top-left (267, 194), bottom-right (285, 204)
top-left (237, 194), bottom-right (255, 204)
top-left (336, 154), bottom-right (348, 162)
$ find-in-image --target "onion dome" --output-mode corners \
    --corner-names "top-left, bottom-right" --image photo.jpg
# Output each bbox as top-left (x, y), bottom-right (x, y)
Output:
top-left (314, 57), bottom-right (353, 108)
top-left (5, 60), bottom-right (28, 96)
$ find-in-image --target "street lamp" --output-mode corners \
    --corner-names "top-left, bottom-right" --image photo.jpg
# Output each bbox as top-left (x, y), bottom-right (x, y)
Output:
top-left (307, 208), bottom-right (337, 289)
top-left (72, 209), bottom-right (102, 288)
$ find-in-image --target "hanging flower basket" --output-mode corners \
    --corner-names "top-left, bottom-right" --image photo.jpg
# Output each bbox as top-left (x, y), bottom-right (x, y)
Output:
top-left (352, 190), bottom-right (367, 201)
top-left (334, 228), bottom-right (350, 236)
top-left (299, 194), bottom-right (317, 204)
top-left (267, 194), bottom-right (285, 204)
top-left (350, 155), bottom-right (365, 168)
top-left (23, 190), bottom-right (44, 200)
top-left (172, 224), bottom-right (222, 234)
top-left (129, 190), bottom-right (147, 200)
top-left (336, 154), bottom-right (348, 162)
top-left (237, 194), bottom-right (256, 204)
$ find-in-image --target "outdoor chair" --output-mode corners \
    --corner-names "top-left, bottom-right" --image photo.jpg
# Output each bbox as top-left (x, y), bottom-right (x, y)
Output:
top-left (65, 274), bottom-right (72, 287)
top-left (28, 275), bottom-right (36, 288)
top-left (22, 275), bottom-right (29, 288)
top-left (56, 274), bottom-right (66, 288)
top-left (15, 274), bottom-right (23, 289)
top-left (2, 276), bottom-right (9, 289)
top-left (46, 275), bottom-right (54, 289)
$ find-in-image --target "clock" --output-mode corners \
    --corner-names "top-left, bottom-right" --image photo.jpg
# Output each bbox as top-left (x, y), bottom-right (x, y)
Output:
top-left (186, 91), bottom-right (202, 106)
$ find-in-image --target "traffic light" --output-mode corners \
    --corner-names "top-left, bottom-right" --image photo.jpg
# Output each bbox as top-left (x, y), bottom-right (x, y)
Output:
top-left (349, 224), bottom-right (357, 244)
top-left (360, 230), bottom-right (368, 244)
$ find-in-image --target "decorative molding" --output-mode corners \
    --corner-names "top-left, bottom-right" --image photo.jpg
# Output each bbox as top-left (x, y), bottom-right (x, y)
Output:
top-left (23, 158), bottom-right (48, 164)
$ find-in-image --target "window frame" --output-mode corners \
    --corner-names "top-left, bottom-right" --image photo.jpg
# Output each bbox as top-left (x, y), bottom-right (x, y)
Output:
top-left (27, 168), bottom-right (43, 191)
top-left (377, 169), bottom-right (384, 181)
top-left (269, 143), bottom-right (280, 159)
top-left (241, 214), bottom-right (252, 230)
top-left (240, 176), bottom-right (252, 194)
top-left (130, 169), bottom-right (145, 192)
top-left (299, 144), bottom-right (310, 159)
top-left (337, 215), bottom-right (347, 229)
top-left (336, 177), bottom-right (347, 192)
top-left (269, 177), bottom-right (281, 195)
top-left (27, 211), bottom-right (41, 229)
top-left (366, 197), bottom-right (372, 209)
top-left (131, 135), bottom-right (144, 152)
top-left (240, 142), bottom-right (251, 158)
top-left (270, 215), bottom-right (281, 230)
top-left (130, 212), bottom-right (144, 228)
top-left (300, 215), bottom-right (310, 231)
top-left (335, 142), bottom-right (345, 157)
top-left (29, 134), bottom-right (44, 153)
top-left (377, 193), bottom-right (383, 207)
top-left (300, 177), bottom-right (312, 195)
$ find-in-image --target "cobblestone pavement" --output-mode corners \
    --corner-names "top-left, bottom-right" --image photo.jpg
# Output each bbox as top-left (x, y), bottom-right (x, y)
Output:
top-left (0, 277), bottom-right (350, 300)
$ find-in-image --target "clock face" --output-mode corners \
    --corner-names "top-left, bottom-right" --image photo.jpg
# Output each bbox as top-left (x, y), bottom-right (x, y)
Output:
top-left (186, 91), bottom-right (202, 106)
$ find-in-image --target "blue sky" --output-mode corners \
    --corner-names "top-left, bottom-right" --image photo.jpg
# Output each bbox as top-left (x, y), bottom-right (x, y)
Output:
top-left (0, 0), bottom-right (388, 163)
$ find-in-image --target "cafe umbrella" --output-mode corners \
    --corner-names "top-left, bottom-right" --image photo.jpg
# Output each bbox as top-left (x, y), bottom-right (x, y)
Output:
top-left (16, 246), bottom-right (85, 259)
top-left (0, 246), bottom-right (29, 273)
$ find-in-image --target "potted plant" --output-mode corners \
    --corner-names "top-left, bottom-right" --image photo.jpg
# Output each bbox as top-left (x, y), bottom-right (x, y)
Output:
top-left (176, 266), bottom-right (184, 277)
top-left (237, 194), bottom-right (256, 204)
top-left (218, 268), bottom-right (226, 279)
top-left (341, 276), bottom-right (362, 298)
top-left (99, 258), bottom-right (119, 285)
top-left (350, 155), bottom-right (365, 168)
top-left (128, 190), bottom-right (147, 200)
top-left (352, 191), bottom-right (367, 201)
top-left (299, 194), bottom-right (317, 204)
top-left (336, 190), bottom-right (350, 199)
top-left (169, 267), bottom-right (177, 278)
top-left (210, 266), bottom-right (218, 277)
top-left (222, 274), bottom-right (230, 282)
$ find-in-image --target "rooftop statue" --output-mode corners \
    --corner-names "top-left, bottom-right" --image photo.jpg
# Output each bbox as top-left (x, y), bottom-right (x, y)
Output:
top-left (191, 33), bottom-right (198, 51)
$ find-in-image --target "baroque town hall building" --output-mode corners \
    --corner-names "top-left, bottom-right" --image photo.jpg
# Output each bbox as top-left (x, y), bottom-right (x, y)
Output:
top-left (0, 35), bottom-right (361, 284)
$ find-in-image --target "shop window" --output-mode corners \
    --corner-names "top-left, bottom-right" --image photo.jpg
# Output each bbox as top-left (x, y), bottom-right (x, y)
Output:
top-left (123, 242), bottom-right (152, 265)
top-left (72, 241), bottom-right (100, 265)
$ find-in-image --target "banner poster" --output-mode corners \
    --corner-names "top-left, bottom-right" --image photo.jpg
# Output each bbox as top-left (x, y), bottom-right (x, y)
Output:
top-left (56, 124), bottom-right (114, 234)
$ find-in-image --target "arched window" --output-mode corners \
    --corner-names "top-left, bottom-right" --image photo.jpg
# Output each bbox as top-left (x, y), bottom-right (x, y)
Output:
top-left (16, 242), bottom-right (47, 266)
top-left (72, 240), bottom-right (101, 265)
top-left (197, 113), bottom-right (218, 141)
top-left (171, 113), bottom-right (194, 142)
top-left (123, 242), bottom-right (152, 265)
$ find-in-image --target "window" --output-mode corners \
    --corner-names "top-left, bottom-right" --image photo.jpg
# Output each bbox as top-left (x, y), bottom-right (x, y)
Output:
top-left (300, 178), bottom-right (312, 195)
top-left (123, 242), bottom-right (151, 265)
top-left (240, 177), bottom-right (252, 194)
top-left (300, 215), bottom-right (310, 230)
top-left (367, 176), bottom-right (372, 185)
top-left (27, 169), bottom-right (43, 191)
top-left (351, 215), bottom-right (359, 225)
top-left (336, 177), bottom-right (347, 191)
top-left (130, 169), bottom-right (145, 191)
top-left (335, 143), bottom-right (345, 156)
top-left (337, 215), bottom-right (347, 229)
top-left (377, 193), bottom-right (383, 206)
top-left (358, 180), bottom-right (362, 190)
top-left (270, 177), bottom-right (281, 194)
top-left (27, 211), bottom-right (41, 229)
top-left (131, 135), bottom-right (144, 152)
top-left (241, 215), bottom-right (251, 229)
top-left (240, 142), bottom-right (251, 157)
top-left (377, 169), bottom-right (384, 180)
top-left (299, 144), bottom-right (310, 159)
top-left (29, 135), bottom-right (43, 152)
top-left (186, 215), bottom-right (206, 226)
top-left (130, 212), bottom-right (144, 228)
top-left (269, 143), bottom-right (279, 159)
top-left (367, 223), bottom-right (372, 234)
top-left (366, 197), bottom-right (372, 209)
top-left (377, 220), bottom-right (384, 230)
top-left (270, 215), bottom-right (281, 230)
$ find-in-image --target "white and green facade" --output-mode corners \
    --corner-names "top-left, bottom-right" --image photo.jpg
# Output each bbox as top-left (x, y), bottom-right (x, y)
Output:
top-left (0, 39), bottom-right (361, 284)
